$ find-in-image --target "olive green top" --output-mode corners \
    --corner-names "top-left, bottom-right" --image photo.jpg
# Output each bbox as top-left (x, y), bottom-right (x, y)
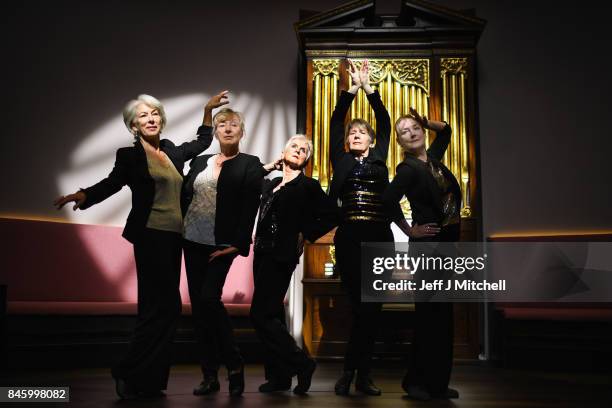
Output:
top-left (143, 142), bottom-right (183, 233)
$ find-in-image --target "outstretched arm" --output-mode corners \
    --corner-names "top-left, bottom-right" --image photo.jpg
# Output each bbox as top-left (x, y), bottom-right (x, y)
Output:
top-left (55, 149), bottom-right (129, 211)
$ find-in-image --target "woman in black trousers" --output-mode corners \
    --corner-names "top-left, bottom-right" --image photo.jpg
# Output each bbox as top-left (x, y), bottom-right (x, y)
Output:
top-left (182, 105), bottom-right (263, 397)
top-left (250, 135), bottom-right (338, 395)
top-left (383, 108), bottom-right (461, 401)
top-left (54, 92), bottom-right (222, 399)
top-left (330, 60), bottom-right (404, 396)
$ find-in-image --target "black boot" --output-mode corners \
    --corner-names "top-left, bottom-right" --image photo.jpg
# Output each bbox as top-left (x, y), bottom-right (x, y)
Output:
top-left (293, 358), bottom-right (316, 395)
top-left (193, 373), bottom-right (220, 396)
top-left (228, 365), bottom-right (245, 397)
top-left (355, 374), bottom-right (381, 396)
top-left (431, 387), bottom-right (459, 399)
top-left (114, 378), bottom-right (139, 400)
top-left (334, 370), bottom-right (354, 396)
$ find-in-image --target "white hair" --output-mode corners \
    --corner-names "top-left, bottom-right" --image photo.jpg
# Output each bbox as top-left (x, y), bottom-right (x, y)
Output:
top-left (284, 134), bottom-right (314, 164)
top-left (122, 94), bottom-right (167, 136)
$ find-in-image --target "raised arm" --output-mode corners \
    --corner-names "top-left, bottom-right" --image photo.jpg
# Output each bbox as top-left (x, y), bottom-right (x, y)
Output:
top-left (173, 91), bottom-right (230, 161)
top-left (359, 60), bottom-right (391, 160)
top-left (409, 106), bottom-right (451, 162)
top-left (330, 60), bottom-right (363, 168)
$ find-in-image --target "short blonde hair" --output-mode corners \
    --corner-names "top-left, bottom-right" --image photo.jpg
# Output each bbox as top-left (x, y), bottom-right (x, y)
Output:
top-left (123, 94), bottom-right (167, 136)
top-left (284, 134), bottom-right (314, 165)
top-left (213, 108), bottom-right (245, 136)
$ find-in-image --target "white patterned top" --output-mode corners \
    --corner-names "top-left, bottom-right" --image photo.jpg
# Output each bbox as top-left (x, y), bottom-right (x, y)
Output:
top-left (183, 156), bottom-right (219, 245)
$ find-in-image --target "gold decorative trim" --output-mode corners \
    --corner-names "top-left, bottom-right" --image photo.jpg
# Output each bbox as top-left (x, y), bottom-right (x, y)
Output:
top-left (306, 49), bottom-right (433, 58)
top-left (440, 57), bottom-right (468, 76)
top-left (312, 59), bottom-right (340, 76)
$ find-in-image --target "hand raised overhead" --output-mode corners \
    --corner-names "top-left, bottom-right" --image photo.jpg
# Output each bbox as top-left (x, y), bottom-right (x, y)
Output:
top-left (409, 107), bottom-right (428, 128)
top-left (347, 59), bottom-right (362, 88)
top-left (205, 90), bottom-right (230, 111)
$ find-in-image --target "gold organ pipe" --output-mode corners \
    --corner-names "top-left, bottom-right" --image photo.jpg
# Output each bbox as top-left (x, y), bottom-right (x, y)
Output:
top-left (321, 75), bottom-right (331, 189)
top-left (450, 74), bottom-right (460, 181)
top-left (459, 73), bottom-right (471, 216)
top-left (441, 73), bottom-right (449, 165)
top-left (313, 74), bottom-right (321, 181)
top-left (391, 80), bottom-right (402, 174)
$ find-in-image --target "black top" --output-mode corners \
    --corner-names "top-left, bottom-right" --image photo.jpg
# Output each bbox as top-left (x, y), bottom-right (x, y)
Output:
top-left (80, 126), bottom-right (213, 243)
top-left (254, 172), bottom-right (338, 264)
top-left (181, 137), bottom-right (263, 257)
top-left (328, 90), bottom-right (403, 223)
top-left (383, 124), bottom-right (462, 228)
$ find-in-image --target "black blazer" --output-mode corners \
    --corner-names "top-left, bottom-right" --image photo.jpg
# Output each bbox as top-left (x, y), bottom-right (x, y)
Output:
top-left (80, 126), bottom-right (213, 243)
top-left (255, 172), bottom-right (339, 264)
top-left (181, 146), bottom-right (263, 257)
top-left (328, 90), bottom-right (403, 221)
top-left (383, 124), bottom-right (462, 227)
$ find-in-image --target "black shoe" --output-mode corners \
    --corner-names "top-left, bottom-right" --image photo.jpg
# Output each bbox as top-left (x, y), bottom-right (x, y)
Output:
top-left (258, 379), bottom-right (292, 393)
top-left (334, 370), bottom-right (354, 396)
top-left (355, 376), bottom-right (381, 396)
top-left (431, 387), bottom-right (459, 399)
top-left (228, 366), bottom-right (245, 397)
top-left (293, 358), bottom-right (316, 395)
top-left (193, 374), bottom-right (220, 396)
top-left (404, 385), bottom-right (431, 401)
top-left (114, 378), bottom-right (139, 400)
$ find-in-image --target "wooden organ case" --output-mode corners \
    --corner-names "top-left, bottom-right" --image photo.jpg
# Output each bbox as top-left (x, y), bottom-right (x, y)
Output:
top-left (295, 0), bottom-right (486, 360)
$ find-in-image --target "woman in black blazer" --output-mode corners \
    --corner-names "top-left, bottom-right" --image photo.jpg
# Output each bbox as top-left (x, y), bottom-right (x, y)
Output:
top-left (383, 108), bottom-right (461, 401)
top-left (54, 92), bottom-right (223, 399)
top-left (250, 135), bottom-right (338, 395)
top-left (181, 106), bottom-right (263, 397)
top-left (330, 60), bottom-right (403, 396)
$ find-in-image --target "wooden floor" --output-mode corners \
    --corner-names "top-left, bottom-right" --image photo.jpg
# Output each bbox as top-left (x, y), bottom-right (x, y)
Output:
top-left (2, 362), bottom-right (611, 408)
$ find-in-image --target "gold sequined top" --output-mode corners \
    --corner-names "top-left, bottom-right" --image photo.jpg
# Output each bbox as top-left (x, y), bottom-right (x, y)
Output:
top-left (340, 158), bottom-right (388, 223)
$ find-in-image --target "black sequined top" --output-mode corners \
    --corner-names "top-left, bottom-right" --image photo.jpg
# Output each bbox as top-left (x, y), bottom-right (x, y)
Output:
top-left (340, 158), bottom-right (388, 223)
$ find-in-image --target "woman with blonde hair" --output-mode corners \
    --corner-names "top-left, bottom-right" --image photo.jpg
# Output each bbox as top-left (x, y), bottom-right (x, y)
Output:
top-left (181, 102), bottom-right (264, 397)
top-left (384, 108), bottom-right (460, 401)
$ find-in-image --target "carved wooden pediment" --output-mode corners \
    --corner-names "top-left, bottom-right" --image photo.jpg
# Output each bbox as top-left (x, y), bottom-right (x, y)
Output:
top-left (295, 0), bottom-right (486, 51)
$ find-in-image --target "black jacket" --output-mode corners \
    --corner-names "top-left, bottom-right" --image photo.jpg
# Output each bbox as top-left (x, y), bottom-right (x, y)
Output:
top-left (383, 124), bottom-right (462, 227)
top-left (80, 126), bottom-right (213, 243)
top-left (255, 172), bottom-right (339, 264)
top-left (328, 90), bottom-right (403, 221)
top-left (181, 145), bottom-right (263, 257)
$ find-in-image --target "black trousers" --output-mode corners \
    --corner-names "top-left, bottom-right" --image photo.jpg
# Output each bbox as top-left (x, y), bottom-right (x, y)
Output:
top-left (111, 228), bottom-right (182, 392)
top-left (250, 254), bottom-right (310, 381)
top-left (404, 223), bottom-right (459, 393)
top-left (334, 221), bottom-right (394, 374)
top-left (183, 240), bottom-right (242, 375)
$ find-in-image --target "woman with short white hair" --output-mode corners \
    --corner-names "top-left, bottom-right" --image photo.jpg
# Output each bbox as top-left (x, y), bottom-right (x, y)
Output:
top-left (250, 134), bottom-right (338, 395)
top-left (54, 91), bottom-right (227, 399)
